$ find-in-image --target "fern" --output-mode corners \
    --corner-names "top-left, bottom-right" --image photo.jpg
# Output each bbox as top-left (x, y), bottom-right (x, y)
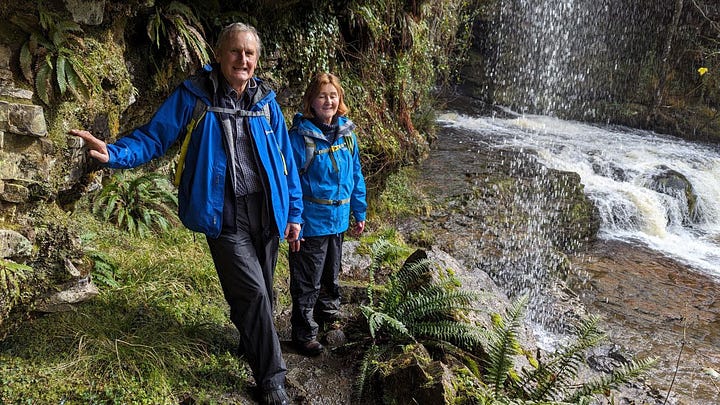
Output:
top-left (146, 1), bottom-right (211, 73)
top-left (355, 240), bottom-right (484, 399)
top-left (11, 9), bottom-right (99, 105)
top-left (411, 320), bottom-right (482, 348)
top-left (0, 259), bottom-right (32, 307)
top-left (565, 357), bottom-right (658, 402)
top-left (520, 316), bottom-right (606, 401)
top-left (360, 305), bottom-right (412, 341)
top-left (483, 296), bottom-right (656, 403)
top-left (365, 238), bottom-right (396, 304)
top-left (92, 172), bottom-right (178, 237)
top-left (354, 343), bottom-right (389, 402)
top-left (86, 251), bottom-right (120, 289)
top-left (485, 295), bottom-right (527, 394)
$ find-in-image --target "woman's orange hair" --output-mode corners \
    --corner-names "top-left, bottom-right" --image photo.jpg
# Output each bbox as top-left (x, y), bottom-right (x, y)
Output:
top-left (302, 72), bottom-right (349, 118)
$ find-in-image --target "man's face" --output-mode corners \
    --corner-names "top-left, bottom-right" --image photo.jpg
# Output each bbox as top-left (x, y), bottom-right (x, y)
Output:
top-left (216, 30), bottom-right (258, 92)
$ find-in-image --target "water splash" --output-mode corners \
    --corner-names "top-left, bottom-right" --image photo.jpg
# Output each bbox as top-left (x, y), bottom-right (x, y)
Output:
top-left (486, 0), bottom-right (665, 117)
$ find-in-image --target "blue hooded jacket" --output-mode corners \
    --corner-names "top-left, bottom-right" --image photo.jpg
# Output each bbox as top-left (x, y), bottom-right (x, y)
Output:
top-left (105, 65), bottom-right (303, 239)
top-left (289, 113), bottom-right (367, 237)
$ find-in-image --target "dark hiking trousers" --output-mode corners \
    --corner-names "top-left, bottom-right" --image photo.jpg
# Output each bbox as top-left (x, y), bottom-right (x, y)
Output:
top-left (289, 233), bottom-right (343, 343)
top-left (206, 192), bottom-right (286, 391)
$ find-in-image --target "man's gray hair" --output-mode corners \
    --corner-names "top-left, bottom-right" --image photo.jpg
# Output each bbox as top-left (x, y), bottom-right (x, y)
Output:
top-left (215, 22), bottom-right (262, 55)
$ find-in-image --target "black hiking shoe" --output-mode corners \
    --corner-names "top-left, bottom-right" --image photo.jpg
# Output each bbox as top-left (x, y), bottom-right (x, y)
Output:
top-left (261, 385), bottom-right (290, 405)
top-left (293, 339), bottom-right (324, 357)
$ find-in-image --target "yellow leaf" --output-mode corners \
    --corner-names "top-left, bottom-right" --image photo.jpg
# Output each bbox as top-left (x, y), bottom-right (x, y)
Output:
top-left (698, 67), bottom-right (708, 76)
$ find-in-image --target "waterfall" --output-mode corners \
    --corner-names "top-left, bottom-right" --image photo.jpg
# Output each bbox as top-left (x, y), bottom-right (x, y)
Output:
top-left (486, 0), bottom-right (666, 118)
top-left (443, 112), bottom-right (720, 276)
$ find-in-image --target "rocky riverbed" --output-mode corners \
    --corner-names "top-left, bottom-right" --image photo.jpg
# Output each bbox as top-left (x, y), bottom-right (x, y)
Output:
top-left (571, 240), bottom-right (720, 404)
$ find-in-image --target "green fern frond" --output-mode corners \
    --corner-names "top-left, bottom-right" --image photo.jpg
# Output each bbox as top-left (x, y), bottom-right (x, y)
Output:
top-left (35, 59), bottom-right (53, 105)
top-left (92, 172), bottom-right (178, 236)
top-left (393, 289), bottom-right (475, 324)
top-left (19, 43), bottom-right (33, 82)
top-left (485, 295), bottom-right (528, 394)
top-left (394, 257), bottom-right (433, 289)
top-left (411, 320), bottom-right (482, 348)
top-left (361, 305), bottom-right (412, 341)
top-left (524, 316), bottom-right (605, 400)
top-left (354, 343), bottom-right (387, 402)
top-left (366, 238), bottom-right (396, 303)
top-left (565, 357), bottom-right (657, 402)
top-left (86, 251), bottom-right (120, 289)
top-left (56, 54), bottom-right (68, 95)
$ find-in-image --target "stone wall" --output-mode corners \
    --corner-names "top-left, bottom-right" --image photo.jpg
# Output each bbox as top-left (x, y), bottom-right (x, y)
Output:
top-left (0, 40), bottom-right (97, 334)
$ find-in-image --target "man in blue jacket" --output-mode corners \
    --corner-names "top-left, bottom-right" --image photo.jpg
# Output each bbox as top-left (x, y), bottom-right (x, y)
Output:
top-left (70, 22), bottom-right (301, 405)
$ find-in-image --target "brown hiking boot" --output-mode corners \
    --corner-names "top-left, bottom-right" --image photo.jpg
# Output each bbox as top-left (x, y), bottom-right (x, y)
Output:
top-left (293, 339), bottom-right (324, 356)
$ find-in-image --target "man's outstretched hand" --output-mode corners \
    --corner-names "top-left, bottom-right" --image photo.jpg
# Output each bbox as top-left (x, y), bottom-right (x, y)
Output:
top-left (68, 129), bottom-right (110, 163)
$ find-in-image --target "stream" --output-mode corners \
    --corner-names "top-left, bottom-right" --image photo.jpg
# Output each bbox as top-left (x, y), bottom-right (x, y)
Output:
top-left (423, 109), bottom-right (720, 404)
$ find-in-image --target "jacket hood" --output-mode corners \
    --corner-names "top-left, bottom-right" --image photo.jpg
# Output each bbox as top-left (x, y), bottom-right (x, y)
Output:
top-left (291, 113), bottom-right (356, 140)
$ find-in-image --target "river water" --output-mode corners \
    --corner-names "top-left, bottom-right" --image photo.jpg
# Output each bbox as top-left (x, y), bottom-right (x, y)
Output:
top-left (435, 110), bottom-right (720, 404)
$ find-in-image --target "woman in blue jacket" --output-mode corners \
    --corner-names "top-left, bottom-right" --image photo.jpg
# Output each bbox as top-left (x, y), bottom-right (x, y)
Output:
top-left (70, 23), bottom-right (300, 405)
top-left (288, 73), bottom-right (367, 356)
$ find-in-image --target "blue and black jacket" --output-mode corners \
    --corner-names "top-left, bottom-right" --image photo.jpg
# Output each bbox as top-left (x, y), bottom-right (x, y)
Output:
top-left (104, 65), bottom-right (303, 239)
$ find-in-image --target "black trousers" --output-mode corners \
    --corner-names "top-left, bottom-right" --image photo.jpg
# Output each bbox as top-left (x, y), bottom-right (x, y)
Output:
top-left (206, 192), bottom-right (285, 391)
top-left (288, 234), bottom-right (343, 343)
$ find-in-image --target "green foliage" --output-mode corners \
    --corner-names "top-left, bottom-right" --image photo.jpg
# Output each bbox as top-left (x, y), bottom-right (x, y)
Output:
top-left (86, 250), bottom-right (120, 289)
top-left (0, 259), bottom-right (33, 308)
top-left (342, 0), bottom-right (484, 167)
top-left (357, 240), bottom-right (482, 400)
top-left (146, 1), bottom-right (212, 74)
top-left (92, 171), bottom-right (178, 237)
top-left (483, 297), bottom-right (526, 394)
top-left (11, 8), bottom-right (100, 105)
top-left (480, 296), bottom-right (657, 403)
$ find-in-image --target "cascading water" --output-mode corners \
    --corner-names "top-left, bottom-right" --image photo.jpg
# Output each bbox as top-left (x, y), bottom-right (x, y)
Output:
top-left (487, 0), bottom-right (666, 118)
top-left (443, 113), bottom-right (720, 276)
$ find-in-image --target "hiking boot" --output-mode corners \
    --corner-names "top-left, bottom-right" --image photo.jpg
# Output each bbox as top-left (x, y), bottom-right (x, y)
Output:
top-left (293, 339), bottom-right (324, 356)
top-left (261, 385), bottom-right (290, 405)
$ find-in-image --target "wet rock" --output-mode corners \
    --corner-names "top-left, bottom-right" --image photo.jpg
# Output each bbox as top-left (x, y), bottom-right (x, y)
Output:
top-left (641, 166), bottom-right (699, 223)
top-left (34, 277), bottom-right (99, 313)
top-left (324, 329), bottom-right (346, 348)
top-left (64, 0), bottom-right (105, 25)
top-left (378, 344), bottom-right (456, 405)
top-left (2, 102), bottom-right (47, 137)
top-left (341, 240), bottom-right (372, 279)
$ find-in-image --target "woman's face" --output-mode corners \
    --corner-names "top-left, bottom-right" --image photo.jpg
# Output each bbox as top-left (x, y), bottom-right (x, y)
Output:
top-left (216, 30), bottom-right (258, 93)
top-left (311, 83), bottom-right (339, 125)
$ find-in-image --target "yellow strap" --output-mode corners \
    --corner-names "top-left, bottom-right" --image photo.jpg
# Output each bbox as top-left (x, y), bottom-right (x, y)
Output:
top-left (174, 111), bottom-right (206, 186)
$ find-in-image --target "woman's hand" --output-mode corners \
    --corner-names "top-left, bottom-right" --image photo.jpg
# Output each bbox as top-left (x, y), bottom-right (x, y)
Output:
top-left (285, 222), bottom-right (302, 252)
top-left (68, 129), bottom-right (110, 163)
top-left (349, 220), bottom-right (365, 237)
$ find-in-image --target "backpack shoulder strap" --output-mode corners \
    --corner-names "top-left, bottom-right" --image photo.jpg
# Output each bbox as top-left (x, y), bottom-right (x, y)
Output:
top-left (206, 103), bottom-right (272, 124)
top-left (174, 98), bottom-right (207, 186)
top-left (343, 133), bottom-right (355, 156)
top-left (300, 135), bottom-right (316, 175)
